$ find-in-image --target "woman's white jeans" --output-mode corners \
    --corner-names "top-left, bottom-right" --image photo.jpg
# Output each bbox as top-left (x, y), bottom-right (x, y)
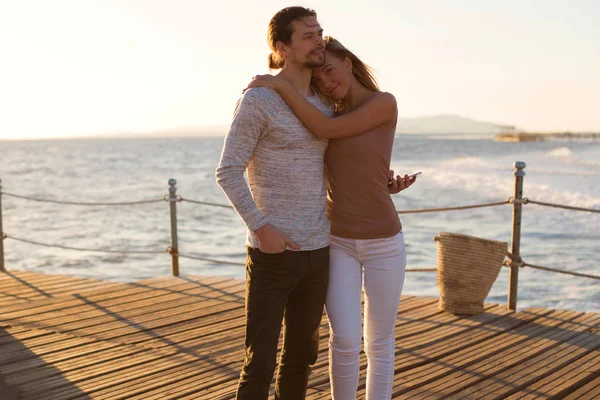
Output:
top-left (326, 231), bottom-right (406, 400)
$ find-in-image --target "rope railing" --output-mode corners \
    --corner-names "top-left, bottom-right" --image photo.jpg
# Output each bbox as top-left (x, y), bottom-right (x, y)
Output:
top-left (397, 200), bottom-right (510, 214)
top-left (179, 198), bottom-right (234, 209)
top-left (3, 190), bottom-right (597, 214)
top-left (4, 234), bottom-right (167, 254)
top-left (503, 258), bottom-right (600, 281)
top-left (524, 198), bottom-right (599, 213)
top-left (179, 253), bottom-right (245, 266)
top-left (178, 253), bottom-right (437, 272)
top-left (1, 191), bottom-right (165, 206)
top-left (404, 268), bottom-right (438, 272)
top-left (1, 162), bottom-right (598, 312)
top-left (523, 262), bottom-right (600, 280)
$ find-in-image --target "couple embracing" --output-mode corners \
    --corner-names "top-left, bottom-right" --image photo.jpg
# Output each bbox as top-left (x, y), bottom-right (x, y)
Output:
top-left (216, 6), bottom-right (417, 399)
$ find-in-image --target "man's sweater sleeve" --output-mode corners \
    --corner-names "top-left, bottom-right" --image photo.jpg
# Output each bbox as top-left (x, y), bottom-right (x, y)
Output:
top-left (216, 92), bottom-right (269, 232)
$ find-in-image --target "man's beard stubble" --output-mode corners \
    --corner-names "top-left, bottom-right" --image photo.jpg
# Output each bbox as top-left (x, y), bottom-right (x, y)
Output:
top-left (304, 54), bottom-right (325, 69)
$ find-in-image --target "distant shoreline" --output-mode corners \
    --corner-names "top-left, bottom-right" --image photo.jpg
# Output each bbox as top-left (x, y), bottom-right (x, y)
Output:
top-left (3, 131), bottom-right (600, 142)
top-left (495, 132), bottom-right (600, 142)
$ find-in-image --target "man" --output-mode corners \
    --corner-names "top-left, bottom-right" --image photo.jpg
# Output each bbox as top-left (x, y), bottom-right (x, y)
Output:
top-left (216, 6), bottom-right (332, 400)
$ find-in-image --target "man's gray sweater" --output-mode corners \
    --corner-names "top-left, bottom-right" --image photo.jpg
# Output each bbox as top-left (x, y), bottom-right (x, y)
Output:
top-left (216, 87), bottom-right (333, 250)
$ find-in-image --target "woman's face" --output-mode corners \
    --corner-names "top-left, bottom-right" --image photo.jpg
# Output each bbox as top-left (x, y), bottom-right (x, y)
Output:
top-left (312, 52), bottom-right (352, 101)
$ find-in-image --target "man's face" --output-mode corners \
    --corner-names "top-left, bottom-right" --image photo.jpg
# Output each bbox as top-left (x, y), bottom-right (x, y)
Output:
top-left (284, 17), bottom-right (325, 68)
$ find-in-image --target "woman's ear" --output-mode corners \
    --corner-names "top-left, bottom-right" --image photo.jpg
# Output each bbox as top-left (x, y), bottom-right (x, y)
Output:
top-left (345, 56), bottom-right (353, 71)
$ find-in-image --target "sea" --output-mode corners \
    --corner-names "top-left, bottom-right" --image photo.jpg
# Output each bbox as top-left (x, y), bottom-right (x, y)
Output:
top-left (1, 134), bottom-right (598, 312)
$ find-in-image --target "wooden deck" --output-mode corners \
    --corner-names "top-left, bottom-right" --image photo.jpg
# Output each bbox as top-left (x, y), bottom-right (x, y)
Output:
top-left (1, 271), bottom-right (599, 399)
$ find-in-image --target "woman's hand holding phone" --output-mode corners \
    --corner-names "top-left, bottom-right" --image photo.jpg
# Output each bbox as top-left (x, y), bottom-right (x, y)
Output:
top-left (388, 171), bottom-right (420, 194)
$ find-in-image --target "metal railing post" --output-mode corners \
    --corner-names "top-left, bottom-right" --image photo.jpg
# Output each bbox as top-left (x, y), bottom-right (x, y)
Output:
top-left (168, 179), bottom-right (179, 276)
top-left (508, 161), bottom-right (526, 311)
top-left (0, 178), bottom-right (5, 272)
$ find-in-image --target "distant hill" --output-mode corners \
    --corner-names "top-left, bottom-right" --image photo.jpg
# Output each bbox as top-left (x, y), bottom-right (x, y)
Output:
top-left (395, 114), bottom-right (512, 134)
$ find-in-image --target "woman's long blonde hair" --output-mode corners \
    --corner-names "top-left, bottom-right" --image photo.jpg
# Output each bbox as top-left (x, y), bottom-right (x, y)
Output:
top-left (315, 36), bottom-right (380, 113)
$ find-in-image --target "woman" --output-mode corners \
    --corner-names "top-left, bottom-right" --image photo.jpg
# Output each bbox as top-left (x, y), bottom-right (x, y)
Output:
top-left (246, 36), bottom-right (415, 399)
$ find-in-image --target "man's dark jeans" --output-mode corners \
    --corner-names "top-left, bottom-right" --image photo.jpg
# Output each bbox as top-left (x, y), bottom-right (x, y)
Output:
top-left (236, 246), bottom-right (330, 400)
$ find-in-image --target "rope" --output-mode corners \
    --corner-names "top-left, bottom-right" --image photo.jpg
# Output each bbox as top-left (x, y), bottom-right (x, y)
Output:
top-left (406, 268), bottom-right (438, 272)
top-left (178, 252), bottom-right (438, 272)
top-left (504, 255), bottom-right (600, 281)
top-left (526, 199), bottom-right (599, 213)
top-left (397, 200), bottom-right (510, 214)
top-left (2, 192), bottom-right (164, 206)
top-left (3, 190), bottom-right (598, 215)
top-left (178, 253), bottom-right (245, 265)
top-left (522, 262), bottom-right (600, 280)
top-left (180, 198), bottom-right (234, 209)
top-left (4, 234), bottom-right (167, 254)
top-left (181, 199), bottom-right (509, 213)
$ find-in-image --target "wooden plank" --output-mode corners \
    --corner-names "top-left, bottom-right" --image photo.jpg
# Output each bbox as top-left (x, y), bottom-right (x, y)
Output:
top-left (308, 304), bottom-right (514, 392)
top-left (1, 295), bottom-right (247, 366)
top-left (88, 357), bottom-right (240, 400)
top-left (384, 309), bottom-right (581, 397)
top-left (17, 349), bottom-right (180, 399)
top-left (0, 275), bottom-right (229, 318)
top-left (2, 339), bottom-right (124, 377)
top-left (274, 303), bottom-right (506, 393)
top-left (16, 287), bottom-right (246, 343)
top-left (0, 275), bottom-right (218, 315)
top-left (1, 329), bottom-right (105, 365)
top-left (0, 271), bottom-right (226, 312)
top-left (564, 375), bottom-right (600, 400)
top-left (5, 343), bottom-right (148, 385)
top-left (0, 281), bottom-right (135, 315)
top-left (0, 277), bottom-right (242, 328)
top-left (0, 270), bottom-right (36, 280)
top-left (0, 280), bottom-right (244, 341)
top-left (450, 312), bottom-right (600, 398)
top-left (119, 306), bottom-right (247, 350)
top-left (0, 271), bottom-right (114, 295)
top-left (505, 345), bottom-right (600, 399)
top-left (3, 276), bottom-right (241, 322)
top-left (28, 351), bottom-right (233, 400)
top-left (0, 278), bottom-right (114, 295)
top-left (0, 271), bottom-right (87, 287)
top-left (316, 307), bottom-right (549, 396)
top-left (404, 310), bottom-right (600, 398)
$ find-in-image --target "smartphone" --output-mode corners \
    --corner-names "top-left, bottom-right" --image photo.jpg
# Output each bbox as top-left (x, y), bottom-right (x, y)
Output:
top-left (389, 171), bottom-right (421, 185)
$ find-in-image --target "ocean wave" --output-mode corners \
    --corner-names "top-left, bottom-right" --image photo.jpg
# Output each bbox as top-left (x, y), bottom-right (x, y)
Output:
top-left (527, 178), bottom-right (597, 210)
top-left (532, 168), bottom-right (600, 177)
top-left (549, 146), bottom-right (573, 158)
top-left (413, 160), bottom-right (512, 200)
top-left (59, 260), bottom-right (95, 269)
top-left (407, 161), bottom-right (600, 210)
top-left (435, 156), bottom-right (505, 170)
top-left (100, 255), bottom-right (127, 264)
top-left (548, 146), bottom-right (600, 167)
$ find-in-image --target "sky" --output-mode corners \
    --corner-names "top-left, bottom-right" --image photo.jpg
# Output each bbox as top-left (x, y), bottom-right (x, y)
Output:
top-left (0, 0), bottom-right (599, 139)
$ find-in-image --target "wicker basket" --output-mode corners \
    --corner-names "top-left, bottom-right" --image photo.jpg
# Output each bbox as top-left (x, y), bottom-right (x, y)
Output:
top-left (433, 232), bottom-right (507, 315)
